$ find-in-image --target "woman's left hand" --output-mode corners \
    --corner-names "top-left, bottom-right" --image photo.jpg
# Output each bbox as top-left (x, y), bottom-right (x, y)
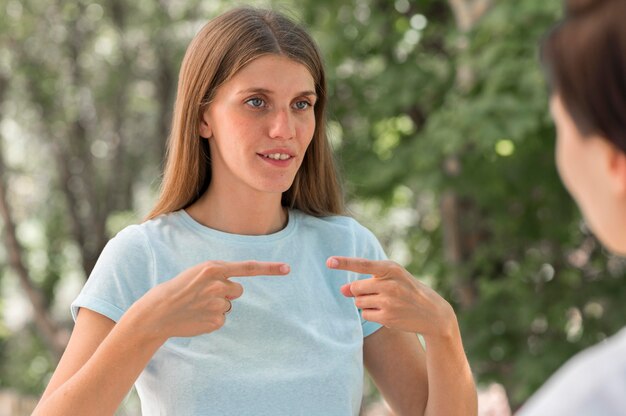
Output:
top-left (327, 256), bottom-right (458, 339)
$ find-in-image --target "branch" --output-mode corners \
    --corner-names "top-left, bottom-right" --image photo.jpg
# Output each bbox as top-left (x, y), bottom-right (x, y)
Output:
top-left (447, 0), bottom-right (493, 32)
top-left (0, 78), bottom-right (66, 359)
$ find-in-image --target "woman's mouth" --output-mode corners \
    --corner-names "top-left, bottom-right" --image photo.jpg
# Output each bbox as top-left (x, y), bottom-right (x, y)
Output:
top-left (261, 153), bottom-right (292, 161)
top-left (257, 152), bottom-right (295, 167)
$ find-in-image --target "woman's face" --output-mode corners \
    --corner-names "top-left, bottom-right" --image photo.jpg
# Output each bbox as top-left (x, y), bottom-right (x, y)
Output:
top-left (200, 54), bottom-right (317, 198)
top-left (550, 93), bottom-right (626, 254)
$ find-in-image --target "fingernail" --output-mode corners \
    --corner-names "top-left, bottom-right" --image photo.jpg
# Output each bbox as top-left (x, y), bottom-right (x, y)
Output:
top-left (328, 258), bottom-right (338, 268)
top-left (280, 264), bottom-right (290, 274)
top-left (340, 283), bottom-right (353, 297)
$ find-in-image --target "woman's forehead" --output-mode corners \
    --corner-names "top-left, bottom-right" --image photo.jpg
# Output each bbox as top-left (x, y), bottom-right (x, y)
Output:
top-left (226, 55), bottom-right (315, 91)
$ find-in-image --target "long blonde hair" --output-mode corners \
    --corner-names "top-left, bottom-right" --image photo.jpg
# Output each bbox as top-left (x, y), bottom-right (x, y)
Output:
top-left (146, 7), bottom-right (344, 221)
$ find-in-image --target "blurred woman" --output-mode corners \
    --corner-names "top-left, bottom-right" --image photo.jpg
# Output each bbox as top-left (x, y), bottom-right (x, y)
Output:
top-left (519, 0), bottom-right (626, 414)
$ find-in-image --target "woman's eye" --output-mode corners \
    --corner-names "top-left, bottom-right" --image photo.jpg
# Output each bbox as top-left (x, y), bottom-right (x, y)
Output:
top-left (294, 101), bottom-right (311, 110)
top-left (246, 98), bottom-right (265, 108)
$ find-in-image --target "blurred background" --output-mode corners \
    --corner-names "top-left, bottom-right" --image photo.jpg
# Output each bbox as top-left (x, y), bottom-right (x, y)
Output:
top-left (0, 0), bottom-right (625, 415)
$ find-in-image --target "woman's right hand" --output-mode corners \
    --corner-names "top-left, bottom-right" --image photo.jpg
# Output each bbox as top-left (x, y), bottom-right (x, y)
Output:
top-left (33, 260), bottom-right (289, 416)
top-left (133, 260), bottom-right (290, 342)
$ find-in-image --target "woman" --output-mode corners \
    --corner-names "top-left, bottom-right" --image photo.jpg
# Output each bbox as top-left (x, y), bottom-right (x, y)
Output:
top-left (34, 7), bottom-right (476, 415)
top-left (519, 0), bottom-right (626, 414)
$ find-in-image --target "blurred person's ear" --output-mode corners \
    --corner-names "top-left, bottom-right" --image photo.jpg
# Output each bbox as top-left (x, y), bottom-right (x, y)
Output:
top-left (606, 142), bottom-right (626, 195)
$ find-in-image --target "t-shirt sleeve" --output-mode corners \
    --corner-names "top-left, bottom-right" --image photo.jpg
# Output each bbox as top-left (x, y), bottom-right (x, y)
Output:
top-left (353, 224), bottom-right (388, 338)
top-left (71, 225), bottom-right (154, 323)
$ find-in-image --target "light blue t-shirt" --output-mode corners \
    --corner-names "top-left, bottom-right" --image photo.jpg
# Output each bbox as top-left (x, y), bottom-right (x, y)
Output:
top-left (71, 209), bottom-right (386, 415)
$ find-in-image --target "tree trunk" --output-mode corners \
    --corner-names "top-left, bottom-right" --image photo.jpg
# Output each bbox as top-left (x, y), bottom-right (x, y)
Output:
top-left (440, 0), bottom-right (493, 308)
top-left (0, 75), bottom-right (66, 358)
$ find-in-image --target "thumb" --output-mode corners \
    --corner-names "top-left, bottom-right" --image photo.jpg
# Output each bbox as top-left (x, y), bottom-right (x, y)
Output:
top-left (340, 283), bottom-right (354, 297)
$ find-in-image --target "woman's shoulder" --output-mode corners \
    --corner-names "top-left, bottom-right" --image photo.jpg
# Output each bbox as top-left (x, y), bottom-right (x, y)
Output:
top-left (519, 327), bottom-right (626, 415)
top-left (106, 211), bottom-right (184, 248)
top-left (565, 327), bottom-right (626, 377)
top-left (294, 210), bottom-right (379, 241)
top-left (294, 210), bottom-right (386, 259)
top-left (101, 224), bottom-right (151, 258)
top-left (296, 210), bottom-right (361, 229)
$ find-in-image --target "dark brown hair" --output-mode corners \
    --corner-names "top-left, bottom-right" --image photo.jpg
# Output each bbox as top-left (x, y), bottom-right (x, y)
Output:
top-left (147, 7), bottom-right (344, 220)
top-left (541, 0), bottom-right (626, 153)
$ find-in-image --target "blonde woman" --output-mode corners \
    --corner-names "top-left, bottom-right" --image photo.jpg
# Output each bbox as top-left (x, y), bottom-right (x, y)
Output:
top-left (519, 0), bottom-right (626, 414)
top-left (34, 8), bottom-right (476, 415)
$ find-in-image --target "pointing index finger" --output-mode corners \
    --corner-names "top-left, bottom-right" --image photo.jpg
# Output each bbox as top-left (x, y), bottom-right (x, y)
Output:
top-left (222, 261), bottom-right (290, 278)
top-left (326, 256), bottom-right (388, 276)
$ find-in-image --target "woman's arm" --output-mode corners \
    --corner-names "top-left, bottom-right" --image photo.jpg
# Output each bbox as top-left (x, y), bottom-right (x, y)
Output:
top-left (34, 260), bottom-right (289, 415)
top-left (34, 305), bottom-right (165, 416)
top-left (421, 322), bottom-right (477, 416)
top-left (364, 327), bottom-right (429, 414)
top-left (364, 324), bottom-right (476, 416)
top-left (328, 256), bottom-right (477, 416)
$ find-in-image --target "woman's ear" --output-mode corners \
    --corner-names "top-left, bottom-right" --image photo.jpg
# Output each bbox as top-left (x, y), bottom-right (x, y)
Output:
top-left (198, 108), bottom-right (213, 139)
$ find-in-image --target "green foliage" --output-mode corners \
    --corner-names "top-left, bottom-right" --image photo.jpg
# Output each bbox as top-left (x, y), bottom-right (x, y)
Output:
top-left (0, 326), bottom-right (53, 395)
top-left (300, 0), bottom-right (626, 409)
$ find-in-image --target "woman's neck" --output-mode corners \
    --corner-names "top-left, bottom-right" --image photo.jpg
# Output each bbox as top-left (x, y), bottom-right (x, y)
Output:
top-left (185, 185), bottom-right (288, 236)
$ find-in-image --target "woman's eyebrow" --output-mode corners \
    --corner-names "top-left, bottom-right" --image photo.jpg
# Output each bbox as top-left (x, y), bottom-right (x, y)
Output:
top-left (237, 87), bottom-right (272, 95)
top-left (236, 87), bottom-right (317, 98)
top-left (296, 90), bottom-right (317, 98)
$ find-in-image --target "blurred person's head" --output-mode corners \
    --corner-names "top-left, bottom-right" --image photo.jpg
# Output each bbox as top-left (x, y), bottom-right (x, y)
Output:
top-left (541, 0), bottom-right (626, 255)
top-left (147, 7), bottom-right (343, 220)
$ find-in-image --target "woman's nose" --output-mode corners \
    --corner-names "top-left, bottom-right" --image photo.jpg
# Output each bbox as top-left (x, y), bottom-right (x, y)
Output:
top-left (268, 109), bottom-right (295, 140)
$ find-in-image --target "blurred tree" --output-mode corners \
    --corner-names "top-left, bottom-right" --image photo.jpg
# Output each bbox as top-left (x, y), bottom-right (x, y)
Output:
top-left (0, 0), bottom-right (203, 395)
top-left (298, 0), bottom-right (626, 410)
top-left (0, 73), bottom-right (66, 359)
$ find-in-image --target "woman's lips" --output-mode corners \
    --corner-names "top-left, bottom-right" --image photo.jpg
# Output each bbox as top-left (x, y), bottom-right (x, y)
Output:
top-left (257, 153), bottom-right (294, 167)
